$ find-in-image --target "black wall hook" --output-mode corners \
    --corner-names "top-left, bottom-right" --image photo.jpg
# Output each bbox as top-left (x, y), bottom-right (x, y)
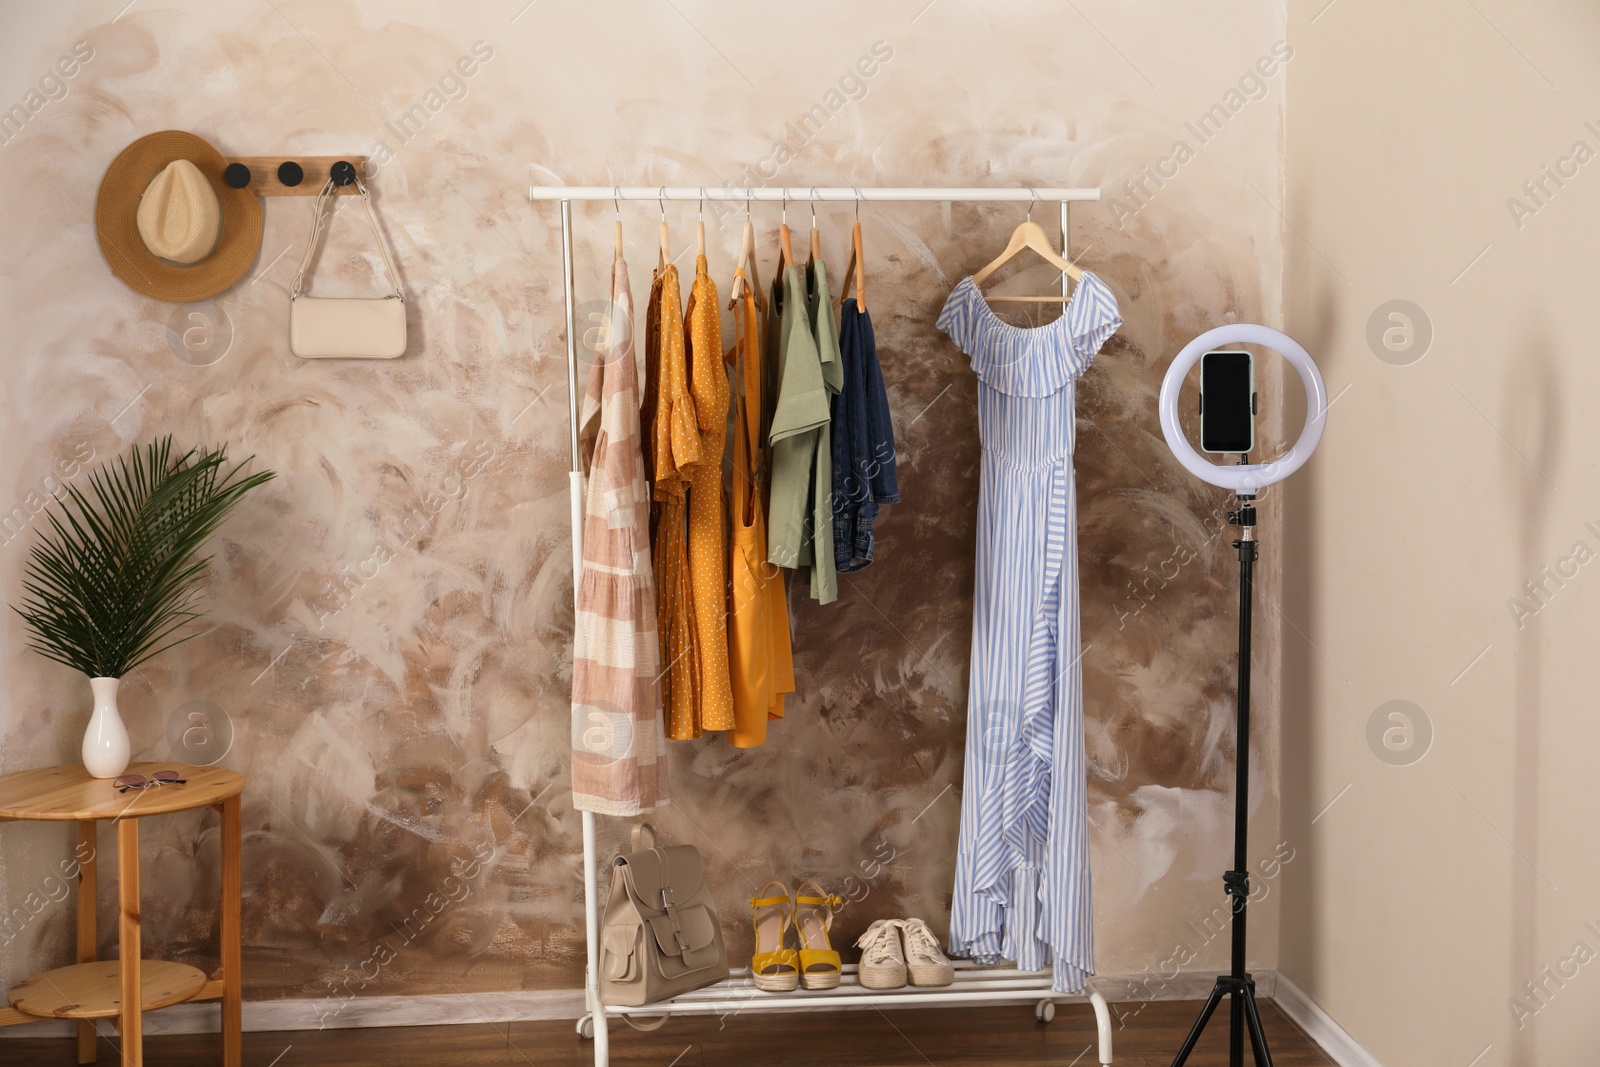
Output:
top-left (223, 162), bottom-right (252, 189)
top-left (277, 161), bottom-right (304, 188)
top-left (330, 160), bottom-right (357, 187)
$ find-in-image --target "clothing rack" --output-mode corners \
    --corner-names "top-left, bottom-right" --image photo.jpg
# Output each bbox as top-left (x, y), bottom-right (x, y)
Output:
top-left (530, 184), bottom-right (1113, 1067)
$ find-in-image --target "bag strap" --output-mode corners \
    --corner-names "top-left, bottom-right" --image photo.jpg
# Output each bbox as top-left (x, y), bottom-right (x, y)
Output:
top-left (629, 822), bottom-right (657, 852)
top-left (291, 176), bottom-right (404, 301)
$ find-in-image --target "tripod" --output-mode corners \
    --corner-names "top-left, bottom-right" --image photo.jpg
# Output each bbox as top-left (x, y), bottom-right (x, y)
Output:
top-left (1169, 492), bottom-right (1273, 1067)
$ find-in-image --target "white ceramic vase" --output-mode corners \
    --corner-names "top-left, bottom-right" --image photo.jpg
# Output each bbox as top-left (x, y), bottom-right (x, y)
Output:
top-left (82, 676), bottom-right (130, 779)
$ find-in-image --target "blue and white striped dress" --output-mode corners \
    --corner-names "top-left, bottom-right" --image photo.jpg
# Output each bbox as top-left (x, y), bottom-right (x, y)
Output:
top-left (937, 272), bottom-right (1122, 993)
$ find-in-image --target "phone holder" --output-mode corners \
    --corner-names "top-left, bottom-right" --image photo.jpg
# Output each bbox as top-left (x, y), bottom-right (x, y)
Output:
top-left (1159, 323), bottom-right (1328, 493)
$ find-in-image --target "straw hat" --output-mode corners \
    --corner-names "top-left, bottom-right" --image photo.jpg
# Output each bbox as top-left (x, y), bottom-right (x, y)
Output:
top-left (95, 131), bottom-right (263, 302)
top-left (136, 160), bottom-right (220, 264)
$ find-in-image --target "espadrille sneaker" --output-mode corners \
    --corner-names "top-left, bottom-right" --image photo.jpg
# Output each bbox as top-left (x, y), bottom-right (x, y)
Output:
top-left (855, 919), bottom-right (908, 989)
top-left (898, 918), bottom-right (955, 987)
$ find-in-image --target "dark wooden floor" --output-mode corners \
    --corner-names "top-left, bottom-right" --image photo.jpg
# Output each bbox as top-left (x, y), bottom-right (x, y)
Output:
top-left (3, 1000), bottom-right (1334, 1066)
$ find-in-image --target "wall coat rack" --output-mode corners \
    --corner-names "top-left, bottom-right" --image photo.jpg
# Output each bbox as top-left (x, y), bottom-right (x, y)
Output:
top-left (222, 156), bottom-right (368, 195)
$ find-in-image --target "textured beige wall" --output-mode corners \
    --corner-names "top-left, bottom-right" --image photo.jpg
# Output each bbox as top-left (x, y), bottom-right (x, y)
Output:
top-left (1282, 1), bottom-right (1600, 1063)
top-left (0, 0), bottom-right (1286, 1015)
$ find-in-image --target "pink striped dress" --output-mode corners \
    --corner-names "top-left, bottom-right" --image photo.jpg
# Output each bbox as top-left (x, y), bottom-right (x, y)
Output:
top-left (571, 256), bottom-right (670, 814)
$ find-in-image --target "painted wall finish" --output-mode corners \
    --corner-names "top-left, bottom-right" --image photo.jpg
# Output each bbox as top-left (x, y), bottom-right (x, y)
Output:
top-left (0, 1), bottom-right (1286, 1009)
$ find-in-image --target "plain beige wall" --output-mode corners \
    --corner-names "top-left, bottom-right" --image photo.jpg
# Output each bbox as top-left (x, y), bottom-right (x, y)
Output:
top-left (1283, 0), bottom-right (1600, 1063)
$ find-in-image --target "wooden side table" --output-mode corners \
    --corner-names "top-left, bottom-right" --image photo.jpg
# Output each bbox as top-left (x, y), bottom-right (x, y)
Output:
top-left (0, 762), bottom-right (244, 1067)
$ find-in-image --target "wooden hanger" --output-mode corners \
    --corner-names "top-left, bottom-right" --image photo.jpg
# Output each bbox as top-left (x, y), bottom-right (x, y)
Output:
top-left (696, 188), bottom-right (706, 257)
top-left (777, 192), bottom-right (794, 275)
top-left (727, 207), bottom-right (758, 366)
top-left (971, 196), bottom-right (1085, 302)
top-left (657, 187), bottom-right (670, 270)
top-left (746, 226), bottom-right (762, 300)
top-left (612, 187), bottom-right (624, 260)
top-left (732, 208), bottom-right (755, 301)
top-left (840, 197), bottom-right (866, 312)
top-left (808, 188), bottom-right (821, 263)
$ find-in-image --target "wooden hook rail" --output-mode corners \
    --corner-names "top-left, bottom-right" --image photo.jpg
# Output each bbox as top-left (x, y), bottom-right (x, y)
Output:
top-left (222, 156), bottom-right (368, 196)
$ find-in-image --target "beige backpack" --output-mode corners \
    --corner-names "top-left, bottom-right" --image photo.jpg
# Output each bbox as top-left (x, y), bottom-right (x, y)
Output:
top-left (599, 824), bottom-right (728, 1006)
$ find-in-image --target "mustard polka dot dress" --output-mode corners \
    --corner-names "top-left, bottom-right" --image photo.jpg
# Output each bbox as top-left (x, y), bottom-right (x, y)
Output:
top-left (675, 253), bottom-right (734, 737)
top-left (648, 262), bottom-right (700, 742)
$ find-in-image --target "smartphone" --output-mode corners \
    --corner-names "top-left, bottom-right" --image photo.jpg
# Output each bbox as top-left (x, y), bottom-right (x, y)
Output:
top-left (1199, 350), bottom-right (1256, 454)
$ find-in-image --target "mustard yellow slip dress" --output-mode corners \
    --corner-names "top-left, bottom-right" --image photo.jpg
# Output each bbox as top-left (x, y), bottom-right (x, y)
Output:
top-left (727, 268), bottom-right (795, 746)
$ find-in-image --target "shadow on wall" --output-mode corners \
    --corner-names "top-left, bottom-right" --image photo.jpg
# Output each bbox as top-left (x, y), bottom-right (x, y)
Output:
top-left (1503, 317), bottom-right (1560, 1067)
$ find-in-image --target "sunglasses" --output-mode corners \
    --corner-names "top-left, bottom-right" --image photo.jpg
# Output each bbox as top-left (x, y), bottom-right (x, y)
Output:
top-left (114, 770), bottom-right (187, 793)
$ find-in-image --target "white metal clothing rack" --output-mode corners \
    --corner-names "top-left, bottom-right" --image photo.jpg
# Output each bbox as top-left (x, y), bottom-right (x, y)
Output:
top-left (530, 184), bottom-right (1113, 1067)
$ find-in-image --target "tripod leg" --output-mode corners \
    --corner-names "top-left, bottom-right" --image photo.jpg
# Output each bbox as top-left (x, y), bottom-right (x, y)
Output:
top-left (1231, 992), bottom-right (1245, 1067)
top-left (1241, 989), bottom-right (1275, 1067)
top-left (1169, 981), bottom-right (1227, 1067)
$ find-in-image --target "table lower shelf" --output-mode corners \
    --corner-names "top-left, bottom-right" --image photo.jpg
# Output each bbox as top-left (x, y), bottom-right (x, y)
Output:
top-left (7, 960), bottom-right (211, 1020)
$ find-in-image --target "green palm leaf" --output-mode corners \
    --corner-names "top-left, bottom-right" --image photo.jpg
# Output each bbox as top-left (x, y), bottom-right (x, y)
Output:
top-left (12, 436), bottom-right (275, 678)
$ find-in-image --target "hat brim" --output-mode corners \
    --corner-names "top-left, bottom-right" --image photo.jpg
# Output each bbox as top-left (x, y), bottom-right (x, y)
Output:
top-left (95, 131), bottom-right (263, 302)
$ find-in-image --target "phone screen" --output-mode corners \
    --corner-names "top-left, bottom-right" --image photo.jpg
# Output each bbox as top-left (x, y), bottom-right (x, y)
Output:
top-left (1200, 350), bottom-right (1255, 454)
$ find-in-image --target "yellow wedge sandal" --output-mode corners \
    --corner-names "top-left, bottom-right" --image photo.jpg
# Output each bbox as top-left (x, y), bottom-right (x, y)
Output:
top-left (793, 881), bottom-right (844, 990)
top-left (749, 881), bottom-right (800, 992)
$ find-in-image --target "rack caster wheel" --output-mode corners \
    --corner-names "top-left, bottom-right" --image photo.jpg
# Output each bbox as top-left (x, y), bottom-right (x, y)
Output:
top-left (1034, 999), bottom-right (1056, 1023)
top-left (576, 1014), bottom-right (595, 1039)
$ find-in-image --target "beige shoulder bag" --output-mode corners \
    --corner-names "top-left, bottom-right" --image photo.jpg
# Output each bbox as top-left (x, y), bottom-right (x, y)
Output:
top-left (289, 176), bottom-right (406, 359)
top-left (598, 824), bottom-right (728, 1008)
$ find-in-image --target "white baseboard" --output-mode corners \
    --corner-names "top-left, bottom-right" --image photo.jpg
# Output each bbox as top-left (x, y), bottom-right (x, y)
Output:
top-left (1088, 968), bottom-right (1272, 1005)
top-left (1272, 973), bottom-right (1383, 1067)
top-left (0, 988), bottom-right (586, 1039)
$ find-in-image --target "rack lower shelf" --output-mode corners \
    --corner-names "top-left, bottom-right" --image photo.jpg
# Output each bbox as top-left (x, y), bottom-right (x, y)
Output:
top-left (600, 961), bottom-right (1075, 1017)
top-left (8, 960), bottom-right (210, 1020)
top-left (581, 961), bottom-right (1110, 1061)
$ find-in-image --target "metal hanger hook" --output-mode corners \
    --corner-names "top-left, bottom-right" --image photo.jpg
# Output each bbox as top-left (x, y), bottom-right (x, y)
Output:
top-left (852, 185), bottom-right (861, 223)
top-left (781, 189), bottom-right (788, 226)
top-left (809, 187), bottom-right (818, 226)
top-left (1027, 188), bottom-right (1036, 221)
top-left (699, 188), bottom-right (705, 223)
top-left (659, 186), bottom-right (667, 221)
top-left (613, 185), bottom-right (622, 219)
top-left (745, 187), bottom-right (753, 221)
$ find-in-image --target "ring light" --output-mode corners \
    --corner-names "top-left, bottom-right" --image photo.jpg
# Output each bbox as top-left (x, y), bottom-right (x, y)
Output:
top-left (1158, 323), bottom-right (1327, 493)
top-left (1156, 322), bottom-right (1327, 1059)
